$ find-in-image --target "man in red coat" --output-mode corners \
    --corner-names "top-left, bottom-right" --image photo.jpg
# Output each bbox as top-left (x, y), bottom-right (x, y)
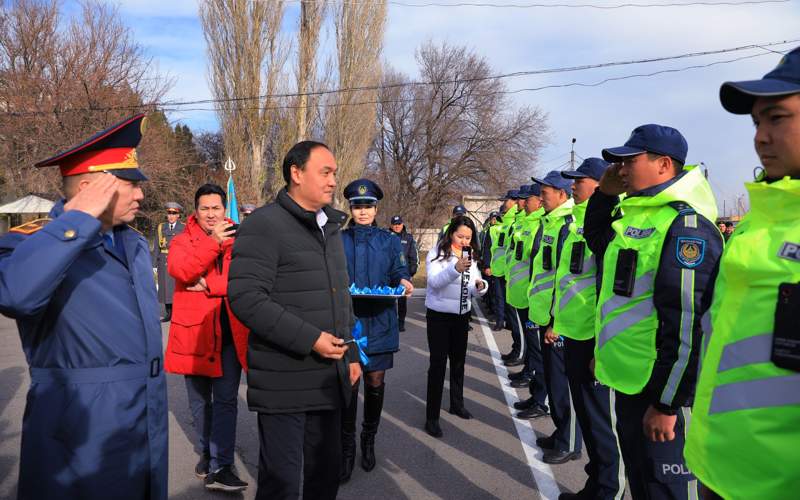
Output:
top-left (166, 183), bottom-right (250, 492)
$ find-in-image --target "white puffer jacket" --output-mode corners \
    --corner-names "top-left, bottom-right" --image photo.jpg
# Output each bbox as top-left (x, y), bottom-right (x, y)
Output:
top-left (424, 247), bottom-right (488, 314)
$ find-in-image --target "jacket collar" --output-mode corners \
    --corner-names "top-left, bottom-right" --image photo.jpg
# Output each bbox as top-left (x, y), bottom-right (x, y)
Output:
top-left (277, 188), bottom-right (347, 234)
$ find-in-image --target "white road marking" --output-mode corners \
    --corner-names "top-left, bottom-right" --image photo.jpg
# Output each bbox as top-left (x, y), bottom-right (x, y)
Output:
top-left (472, 299), bottom-right (561, 500)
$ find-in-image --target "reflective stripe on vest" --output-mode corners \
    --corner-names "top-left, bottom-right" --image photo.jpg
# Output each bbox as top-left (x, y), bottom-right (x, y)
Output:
top-left (528, 200), bottom-right (574, 325)
top-left (596, 271), bottom-right (655, 348)
top-left (660, 267), bottom-right (696, 405)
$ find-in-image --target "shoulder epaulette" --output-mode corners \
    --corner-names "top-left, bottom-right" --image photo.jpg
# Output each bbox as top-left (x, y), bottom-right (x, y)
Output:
top-left (667, 201), bottom-right (696, 215)
top-left (126, 224), bottom-right (144, 237)
top-left (9, 218), bottom-right (51, 235)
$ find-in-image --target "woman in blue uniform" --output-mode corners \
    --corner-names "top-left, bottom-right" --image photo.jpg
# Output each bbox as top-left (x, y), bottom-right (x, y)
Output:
top-left (340, 178), bottom-right (414, 483)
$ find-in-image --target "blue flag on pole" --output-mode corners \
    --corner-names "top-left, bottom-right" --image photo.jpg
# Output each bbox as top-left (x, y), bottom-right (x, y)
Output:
top-left (226, 174), bottom-right (240, 223)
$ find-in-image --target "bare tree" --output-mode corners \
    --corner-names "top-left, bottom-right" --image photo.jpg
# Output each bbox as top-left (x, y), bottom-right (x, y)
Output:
top-left (0, 0), bottom-right (170, 207)
top-left (199, 0), bottom-right (289, 203)
top-left (324, 0), bottom-right (387, 206)
top-left (295, 0), bottom-right (325, 142)
top-left (368, 42), bottom-right (549, 229)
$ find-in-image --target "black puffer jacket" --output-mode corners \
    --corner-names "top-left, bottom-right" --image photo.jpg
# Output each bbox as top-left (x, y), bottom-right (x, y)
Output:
top-left (228, 188), bottom-right (356, 414)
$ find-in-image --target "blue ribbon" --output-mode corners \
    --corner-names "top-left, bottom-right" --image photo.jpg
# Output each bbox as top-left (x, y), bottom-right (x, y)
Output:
top-left (351, 320), bottom-right (370, 365)
top-left (349, 283), bottom-right (405, 296)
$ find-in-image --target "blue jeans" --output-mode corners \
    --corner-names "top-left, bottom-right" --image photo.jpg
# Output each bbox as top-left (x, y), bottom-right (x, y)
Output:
top-left (184, 341), bottom-right (243, 471)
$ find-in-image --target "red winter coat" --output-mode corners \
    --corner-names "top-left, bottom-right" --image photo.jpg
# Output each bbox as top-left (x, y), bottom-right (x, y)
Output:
top-left (165, 215), bottom-right (249, 377)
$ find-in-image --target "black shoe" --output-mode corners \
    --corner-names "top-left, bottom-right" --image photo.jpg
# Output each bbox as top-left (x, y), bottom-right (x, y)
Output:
top-left (542, 450), bottom-right (582, 464)
top-left (360, 384), bottom-right (385, 472)
top-left (508, 370), bottom-right (528, 381)
top-left (558, 492), bottom-right (586, 500)
top-left (204, 465), bottom-right (248, 492)
top-left (509, 378), bottom-right (531, 388)
top-left (500, 350), bottom-right (518, 361)
top-left (425, 419), bottom-right (443, 438)
top-left (194, 454), bottom-right (210, 478)
top-left (536, 435), bottom-right (556, 450)
top-left (504, 358), bottom-right (524, 367)
top-left (448, 406), bottom-right (472, 420)
top-left (513, 397), bottom-right (536, 410)
top-left (399, 322), bottom-right (406, 332)
top-left (516, 404), bottom-right (549, 419)
top-left (492, 322), bottom-right (504, 331)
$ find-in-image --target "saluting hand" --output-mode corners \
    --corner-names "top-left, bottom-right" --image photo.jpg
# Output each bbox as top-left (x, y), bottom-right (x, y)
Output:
top-left (400, 278), bottom-right (414, 296)
top-left (64, 173), bottom-right (119, 218)
top-left (312, 332), bottom-right (348, 360)
top-left (598, 162), bottom-right (626, 196)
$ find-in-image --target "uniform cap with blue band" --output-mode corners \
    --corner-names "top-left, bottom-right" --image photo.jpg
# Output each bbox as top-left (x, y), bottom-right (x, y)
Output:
top-left (720, 46), bottom-right (800, 114)
top-left (561, 157), bottom-right (610, 181)
top-left (532, 170), bottom-right (574, 196)
top-left (390, 215), bottom-right (403, 225)
top-left (602, 124), bottom-right (688, 165)
top-left (344, 178), bottom-right (384, 206)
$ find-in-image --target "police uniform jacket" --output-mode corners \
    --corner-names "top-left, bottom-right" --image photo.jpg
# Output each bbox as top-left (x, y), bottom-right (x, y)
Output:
top-left (394, 227), bottom-right (419, 277)
top-left (151, 220), bottom-right (184, 304)
top-left (584, 173), bottom-right (723, 413)
top-left (0, 202), bottom-right (168, 500)
top-left (343, 224), bottom-right (410, 355)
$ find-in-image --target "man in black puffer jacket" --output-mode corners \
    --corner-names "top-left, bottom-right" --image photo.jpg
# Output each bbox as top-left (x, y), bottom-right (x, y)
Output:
top-left (228, 141), bottom-right (361, 500)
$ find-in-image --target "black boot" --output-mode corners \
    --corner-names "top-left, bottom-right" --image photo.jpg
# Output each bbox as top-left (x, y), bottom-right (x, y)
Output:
top-left (360, 383), bottom-right (385, 472)
top-left (340, 384), bottom-right (359, 484)
top-left (161, 304), bottom-right (172, 323)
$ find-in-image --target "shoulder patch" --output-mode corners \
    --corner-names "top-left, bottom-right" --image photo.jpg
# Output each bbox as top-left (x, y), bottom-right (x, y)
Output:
top-left (9, 218), bottom-right (51, 235)
top-left (778, 241), bottom-right (800, 263)
top-left (676, 237), bottom-right (706, 268)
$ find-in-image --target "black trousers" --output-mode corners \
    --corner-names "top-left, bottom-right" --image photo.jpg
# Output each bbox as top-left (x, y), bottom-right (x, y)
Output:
top-left (521, 312), bottom-right (545, 402)
top-left (615, 392), bottom-right (697, 500)
top-left (542, 330), bottom-right (582, 453)
top-left (398, 296), bottom-right (408, 325)
top-left (565, 337), bottom-right (624, 499)
top-left (425, 308), bottom-right (470, 420)
top-left (255, 409), bottom-right (341, 500)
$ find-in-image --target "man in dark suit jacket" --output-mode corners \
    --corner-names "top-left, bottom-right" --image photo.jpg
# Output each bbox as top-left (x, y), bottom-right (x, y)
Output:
top-left (229, 141), bottom-right (361, 500)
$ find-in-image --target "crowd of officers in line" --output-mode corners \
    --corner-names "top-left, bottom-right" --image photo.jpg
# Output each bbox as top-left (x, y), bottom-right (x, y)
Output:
top-left (476, 47), bottom-right (800, 500)
top-left (0, 46), bottom-right (798, 500)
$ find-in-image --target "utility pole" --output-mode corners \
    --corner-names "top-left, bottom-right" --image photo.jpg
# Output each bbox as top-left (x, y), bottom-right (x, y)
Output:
top-left (570, 138), bottom-right (577, 169)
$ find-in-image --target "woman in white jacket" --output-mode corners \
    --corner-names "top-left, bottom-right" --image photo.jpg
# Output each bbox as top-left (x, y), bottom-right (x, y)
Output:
top-left (424, 216), bottom-right (488, 438)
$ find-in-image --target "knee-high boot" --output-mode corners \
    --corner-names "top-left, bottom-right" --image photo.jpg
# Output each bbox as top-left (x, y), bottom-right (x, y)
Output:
top-left (360, 383), bottom-right (385, 472)
top-left (340, 383), bottom-right (360, 483)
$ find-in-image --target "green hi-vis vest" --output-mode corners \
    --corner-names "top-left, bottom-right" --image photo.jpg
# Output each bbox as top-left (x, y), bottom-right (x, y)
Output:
top-left (490, 205), bottom-right (519, 277)
top-left (527, 199), bottom-right (575, 325)
top-left (505, 208), bottom-right (545, 308)
top-left (685, 177), bottom-right (800, 500)
top-left (594, 166), bottom-right (718, 394)
top-left (553, 201), bottom-right (597, 340)
top-left (503, 208), bottom-right (527, 276)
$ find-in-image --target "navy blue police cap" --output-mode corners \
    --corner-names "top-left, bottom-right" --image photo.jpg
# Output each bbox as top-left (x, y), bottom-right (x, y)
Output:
top-left (517, 184), bottom-right (541, 199)
top-left (562, 157), bottom-right (610, 181)
top-left (720, 46), bottom-right (800, 114)
top-left (602, 124), bottom-right (688, 165)
top-left (532, 170), bottom-right (573, 196)
top-left (452, 205), bottom-right (467, 216)
top-left (344, 178), bottom-right (383, 206)
top-left (35, 114), bottom-right (149, 181)
top-left (502, 190), bottom-right (517, 200)
top-left (390, 215), bottom-right (403, 225)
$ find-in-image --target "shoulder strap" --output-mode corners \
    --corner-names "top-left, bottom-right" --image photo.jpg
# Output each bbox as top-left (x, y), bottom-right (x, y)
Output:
top-left (9, 217), bottom-right (51, 235)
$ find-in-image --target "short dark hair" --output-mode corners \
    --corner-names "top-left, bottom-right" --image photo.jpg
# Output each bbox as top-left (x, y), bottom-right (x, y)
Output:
top-left (194, 183), bottom-right (226, 209)
top-left (282, 140), bottom-right (329, 186)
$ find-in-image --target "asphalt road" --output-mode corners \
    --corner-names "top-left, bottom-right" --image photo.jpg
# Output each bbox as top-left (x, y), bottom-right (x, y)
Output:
top-left (0, 291), bottom-right (589, 499)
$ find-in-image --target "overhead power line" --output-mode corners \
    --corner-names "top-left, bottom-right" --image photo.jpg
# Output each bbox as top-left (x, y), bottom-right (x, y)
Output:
top-left (290, 0), bottom-right (790, 9)
top-left (0, 39), bottom-right (796, 116)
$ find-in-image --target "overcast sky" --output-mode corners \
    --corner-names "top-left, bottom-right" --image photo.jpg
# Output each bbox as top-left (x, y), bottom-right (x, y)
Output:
top-left (88, 0), bottom-right (799, 214)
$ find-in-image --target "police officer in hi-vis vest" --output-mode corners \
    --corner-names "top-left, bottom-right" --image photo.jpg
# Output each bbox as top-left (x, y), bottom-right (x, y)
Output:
top-left (523, 171), bottom-right (582, 464)
top-left (685, 47), bottom-right (800, 500)
top-left (152, 201), bottom-right (184, 322)
top-left (585, 124), bottom-right (723, 499)
top-left (553, 158), bottom-right (625, 499)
